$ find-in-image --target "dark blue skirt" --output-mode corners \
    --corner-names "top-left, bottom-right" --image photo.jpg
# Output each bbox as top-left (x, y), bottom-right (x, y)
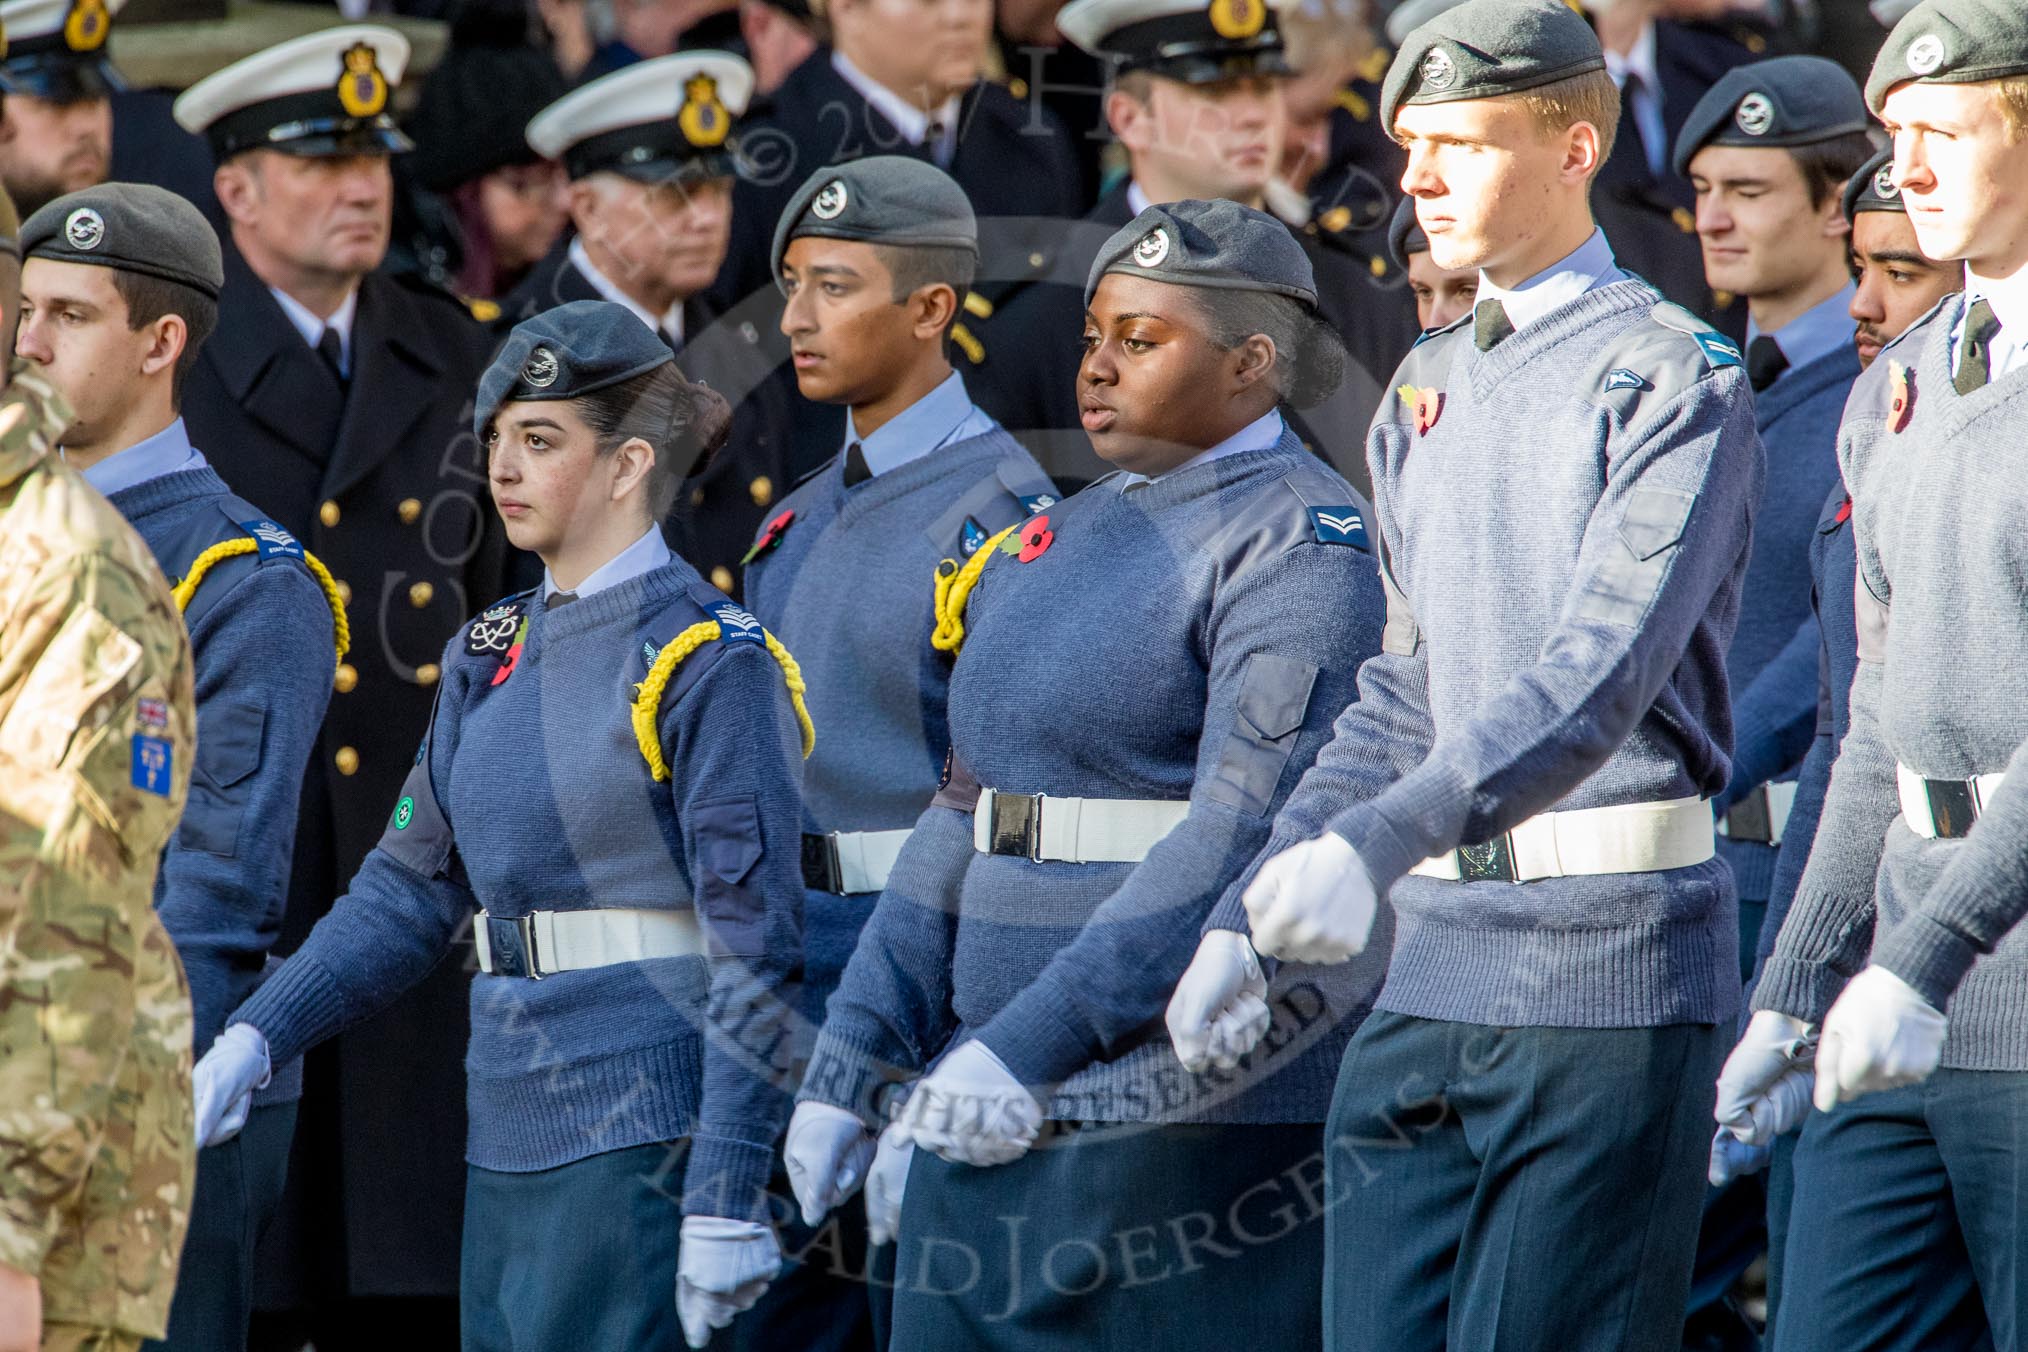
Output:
top-left (890, 1121), bottom-right (1326, 1352)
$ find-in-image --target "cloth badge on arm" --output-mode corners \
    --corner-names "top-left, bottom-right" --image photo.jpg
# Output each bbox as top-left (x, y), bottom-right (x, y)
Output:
top-left (960, 517), bottom-right (989, 557)
top-left (1018, 492), bottom-right (1056, 515)
top-left (131, 734), bottom-right (173, 796)
top-left (237, 518), bottom-right (305, 560)
top-left (1692, 331), bottom-right (1743, 370)
top-left (1307, 507), bottom-right (1369, 548)
top-left (1604, 368), bottom-right (1650, 393)
top-left (466, 599), bottom-right (526, 656)
top-left (708, 600), bottom-right (766, 644)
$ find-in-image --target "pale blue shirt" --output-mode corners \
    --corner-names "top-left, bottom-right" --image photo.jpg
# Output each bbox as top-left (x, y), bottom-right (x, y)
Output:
top-left (1477, 230), bottom-right (1628, 335)
top-left (1747, 283), bottom-right (1857, 377)
top-left (1120, 409), bottom-right (1286, 489)
top-left (842, 371), bottom-right (996, 478)
top-left (270, 285), bottom-right (358, 377)
top-left (76, 418), bottom-right (207, 496)
top-left (542, 525), bottom-right (672, 602)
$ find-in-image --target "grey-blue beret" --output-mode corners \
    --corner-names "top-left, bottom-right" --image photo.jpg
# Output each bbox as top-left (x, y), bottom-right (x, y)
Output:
top-left (1672, 57), bottom-right (1868, 177)
top-left (1085, 198), bottom-right (1316, 307)
top-left (1380, 0), bottom-right (1605, 134)
top-left (475, 300), bottom-right (672, 440)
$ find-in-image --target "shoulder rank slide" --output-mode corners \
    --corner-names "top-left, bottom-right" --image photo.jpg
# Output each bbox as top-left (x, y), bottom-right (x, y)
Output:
top-left (1692, 331), bottom-right (1742, 370)
top-left (1307, 506), bottom-right (1369, 548)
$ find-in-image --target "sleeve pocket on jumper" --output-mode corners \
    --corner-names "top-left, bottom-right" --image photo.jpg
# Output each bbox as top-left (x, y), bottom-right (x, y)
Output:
top-left (693, 794), bottom-right (766, 957)
top-left (177, 698), bottom-right (266, 857)
top-left (1577, 485), bottom-right (1696, 627)
top-left (1204, 653), bottom-right (1320, 816)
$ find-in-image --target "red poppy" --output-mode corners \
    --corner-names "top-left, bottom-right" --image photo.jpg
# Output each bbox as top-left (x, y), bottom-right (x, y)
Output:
top-left (1017, 514), bottom-right (1054, 563)
top-left (1835, 495), bottom-right (1852, 525)
top-left (1888, 363), bottom-right (1914, 433)
top-left (740, 508), bottom-right (796, 565)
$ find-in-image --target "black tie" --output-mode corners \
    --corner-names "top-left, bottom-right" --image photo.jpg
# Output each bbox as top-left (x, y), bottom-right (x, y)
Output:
top-left (843, 442), bottom-right (872, 487)
top-left (1957, 298), bottom-right (2001, 395)
top-left (546, 590), bottom-right (577, 611)
top-left (317, 327), bottom-right (347, 384)
top-left (1473, 299), bottom-right (1515, 352)
top-left (1746, 336), bottom-right (1789, 393)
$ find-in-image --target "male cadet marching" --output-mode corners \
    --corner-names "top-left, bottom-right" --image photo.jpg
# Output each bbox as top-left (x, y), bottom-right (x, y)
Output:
top-left (1388, 194), bottom-right (1478, 330)
top-left (1172, 3), bottom-right (1764, 1348)
top-left (169, 25), bottom-right (513, 1323)
top-left (708, 0), bottom-right (1082, 307)
top-left (968, 0), bottom-right (1417, 492)
top-left (1722, 5), bottom-right (2028, 1349)
top-left (1707, 145), bottom-right (1964, 1343)
top-left (749, 157), bottom-right (1055, 1350)
top-left (15, 183), bottom-right (341, 1352)
top-left (509, 52), bottom-right (798, 600)
top-left (0, 200), bottom-right (198, 1350)
top-left (1670, 55), bottom-right (1872, 1345)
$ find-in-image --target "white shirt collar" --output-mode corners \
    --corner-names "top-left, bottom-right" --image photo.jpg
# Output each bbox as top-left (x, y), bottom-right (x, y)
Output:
top-left (1120, 409), bottom-right (1285, 489)
top-left (569, 236), bottom-right (684, 347)
top-left (269, 285), bottom-right (359, 375)
top-left (843, 371), bottom-right (994, 478)
top-left (1746, 283), bottom-right (1857, 376)
top-left (74, 418), bottom-right (206, 497)
top-left (1475, 229), bottom-right (1627, 335)
top-left (831, 51), bottom-right (961, 164)
top-left (542, 525), bottom-right (672, 602)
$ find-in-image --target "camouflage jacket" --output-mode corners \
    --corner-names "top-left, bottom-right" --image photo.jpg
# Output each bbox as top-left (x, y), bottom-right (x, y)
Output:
top-left (0, 368), bottom-right (197, 1339)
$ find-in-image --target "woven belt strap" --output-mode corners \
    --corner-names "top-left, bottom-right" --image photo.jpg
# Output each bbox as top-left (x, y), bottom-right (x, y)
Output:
top-left (1717, 780), bottom-right (1800, 846)
top-left (801, 829), bottom-right (913, 894)
top-left (1409, 797), bottom-right (1715, 883)
top-left (1896, 764), bottom-right (2006, 840)
top-left (972, 787), bottom-right (1189, 863)
top-left (474, 907), bottom-right (705, 979)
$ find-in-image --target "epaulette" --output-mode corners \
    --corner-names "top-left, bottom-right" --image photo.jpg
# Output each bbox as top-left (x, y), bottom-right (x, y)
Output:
top-left (631, 596), bottom-right (814, 777)
top-left (1575, 301), bottom-right (1745, 423)
top-left (1205, 461), bottom-right (1375, 571)
top-left (172, 515), bottom-right (350, 668)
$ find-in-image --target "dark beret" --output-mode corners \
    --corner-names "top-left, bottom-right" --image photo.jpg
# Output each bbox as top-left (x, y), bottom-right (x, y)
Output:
top-left (1387, 195), bottom-right (1429, 269)
top-left (474, 300), bottom-right (672, 440)
top-left (1086, 197), bottom-right (1315, 307)
top-left (1380, 0), bottom-right (1605, 133)
top-left (1867, 0), bottom-right (2028, 115)
top-left (1843, 145), bottom-right (1907, 220)
top-left (20, 182), bottom-right (223, 297)
top-left (770, 156), bottom-right (978, 288)
top-left (1671, 57), bottom-right (1868, 177)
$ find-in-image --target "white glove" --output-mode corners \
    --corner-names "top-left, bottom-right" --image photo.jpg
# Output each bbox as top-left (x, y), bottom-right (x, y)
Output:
top-left (782, 1101), bottom-right (875, 1227)
top-left (863, 1123), bottom-right (914, 1247)
top-left (896, 1040), bottom-right (1043, 1168)
top-left (193, 1024), bottom-right (271, 1148)
top-left (1243, 833), bottom-right (1379, 964)
top-left (1814, 965), bottom-right (1948, 1111)
top-left (1165, 930), bottom-right (1271, 1073)
top-left (676, 1216), bottom-right (781, 1349)
top-left (1707, 1127), bottom-right (1772, 1186)
top-left (1714, 1010), bottom-right (1817, 1147)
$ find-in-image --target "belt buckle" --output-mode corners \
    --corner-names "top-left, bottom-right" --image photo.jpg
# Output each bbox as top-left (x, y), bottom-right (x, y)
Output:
top-left (1722, 787), bottom-right (1774, 844)
top-left (988, 792), bottom-right (1043, 861)
top-left (1924, 778), bottom-right (1980, 839)
top-left (484, 913), bottom-right (542, 979)
top-left (1455, 831), bottom-right (1518, 883)
top-left (801, 833), bottom-right (845, 893)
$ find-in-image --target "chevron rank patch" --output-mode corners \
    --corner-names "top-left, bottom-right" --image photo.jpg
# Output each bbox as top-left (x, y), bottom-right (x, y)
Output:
top-left (1308, 506), bottom-right (1369, 548)
top-left (1693, 331), bottom-right (1743, 370)
top-left (708, 600), bottom-right (765, 644)
top-left (237, 518), bottom-right (304, 560)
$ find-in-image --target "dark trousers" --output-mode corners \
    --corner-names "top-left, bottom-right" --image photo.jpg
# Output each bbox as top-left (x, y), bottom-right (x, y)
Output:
top-left (1324, 1011), bottom-right (1720, 1352)
top-left (145, 1101), bottom-right (298, 1352)
top-left (1774, 1075), bottom-right (2016, 1352)
top-left (460, 1141), bottom-right (686, 1352)
top-left (891, 1121), bottom-right (1326, 1352)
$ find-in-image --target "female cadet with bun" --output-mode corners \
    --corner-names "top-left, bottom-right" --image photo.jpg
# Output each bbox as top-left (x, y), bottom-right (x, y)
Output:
top-left (782, 199), bottom-right (1390, 1349)
top-left (190, 301), bottom-right (812, 1351)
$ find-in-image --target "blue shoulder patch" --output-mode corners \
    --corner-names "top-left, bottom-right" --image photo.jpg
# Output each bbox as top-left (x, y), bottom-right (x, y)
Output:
top-left (1604, 368), bottom-right (1650, 393)
top-left (1692, 331), bottom-right (1743, 370)
top-left (131, 735), bottom-right (173, 795)
top-left (960, 516), bottom-right (988, 556)
top-left (237, 518), bottom-right (304, 561)
top-left (1307, 506), bottom-right (1370, 549)
top-left (707, 600), bottom-right (766, 644)
top-left (1018, 491), bottom-right (1057, 515)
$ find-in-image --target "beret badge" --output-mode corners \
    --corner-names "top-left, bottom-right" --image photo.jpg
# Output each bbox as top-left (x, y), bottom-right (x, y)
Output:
top-left (1132, 228), bottom-right (1171, 268)
top-left (810, 180), bottom-right (848, 221)
top-left (1906, 33), bottom-right (1945, 77)
top-left (64, 207), bottom-right (104, 251)
top-left (1734, 92), bottom-right (1773, 136)
top-left (521, 347), bottom-right (560, 389)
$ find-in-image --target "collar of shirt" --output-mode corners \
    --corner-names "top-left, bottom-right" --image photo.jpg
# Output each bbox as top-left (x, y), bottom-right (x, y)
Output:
top-left (1475, 229), bottom-right (1627, 335)
top-left (74, 417), bottom-right (207, 497)
top-left (1119, 408), bottom-right (1285, 489)
top-left (1746, 283), bottom-right (1857, 377)
top-left (270, 284), bottom-right (359, 375)
top-left (542, 525), bottom-right (672, 603)
top-left (1126, 181), bottom-right (1153, 217)
top-left (1954, 267), bottom-right (2028, 381)
top-left (1602, 22), bottom-right (1665, 180)
top-left (831, 51), bottom-right (961, 163)
top-left (843, 370), bottom-right (993, 478)
top-left (569, 237), bottom-right (685, 347)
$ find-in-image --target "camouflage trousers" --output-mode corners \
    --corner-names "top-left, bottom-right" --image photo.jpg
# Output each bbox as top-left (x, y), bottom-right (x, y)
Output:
top-left (43, 1325), bottom-right (140, 1352)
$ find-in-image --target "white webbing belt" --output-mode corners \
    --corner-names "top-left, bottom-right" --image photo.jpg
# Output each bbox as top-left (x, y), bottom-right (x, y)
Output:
top-left (972, 788), bottom-right (1189, 863)
top-left (474, 907), bottom-right (705, 978)
top-left (1896, 764), bottom-right (2006, 840)
top-left (1716, 780), bottom-right (1800, 846)
top-left (805, 828), bottom-right (913, 894)
top-left (1409, 797), bottom-right (1715, 882)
